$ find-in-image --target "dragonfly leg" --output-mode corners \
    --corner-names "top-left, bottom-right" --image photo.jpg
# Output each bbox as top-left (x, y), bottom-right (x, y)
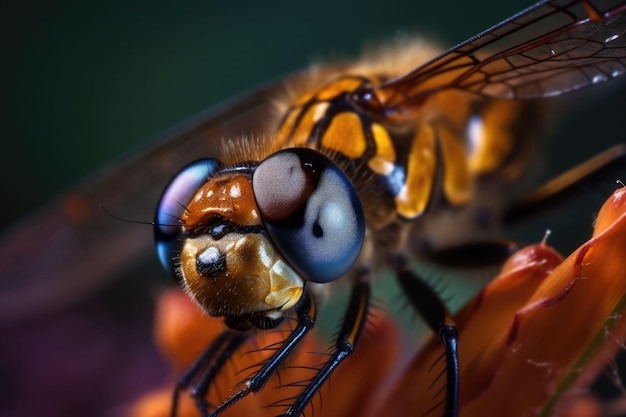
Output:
top-left (170, 331), bottom-right (248, 417)
top-left (170, 294), bottom-right (316, 417)
top-left (395, 255), bottom-right (459, 417)
top-left (280, 269), bottom-right (371, 416)
top-left (204, 291), bottom-right (316, 417)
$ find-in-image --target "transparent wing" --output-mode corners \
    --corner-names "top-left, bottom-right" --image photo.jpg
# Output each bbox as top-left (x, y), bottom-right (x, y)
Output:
top-left (374, 0), bottom-right (626, 113)
top-left (0, 73), bottom-right (317, 323)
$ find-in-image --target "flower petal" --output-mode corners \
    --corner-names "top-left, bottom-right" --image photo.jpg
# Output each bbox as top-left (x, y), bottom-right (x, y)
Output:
top-left (376, 187), bottom-right (626, 417)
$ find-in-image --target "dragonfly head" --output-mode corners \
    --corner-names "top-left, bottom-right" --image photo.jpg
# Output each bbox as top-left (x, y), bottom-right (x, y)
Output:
top-left (154, 148), bottom-right (365, 317)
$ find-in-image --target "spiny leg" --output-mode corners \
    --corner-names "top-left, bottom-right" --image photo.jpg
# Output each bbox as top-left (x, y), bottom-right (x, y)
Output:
top-left (170, 330), bottom-right (248, 417)
top-left (280, 269), bottom-right (371, 417)
top-left (205, 291), bottom-right (317, 417)
top-left (395, 255), bottom-right (459, 417)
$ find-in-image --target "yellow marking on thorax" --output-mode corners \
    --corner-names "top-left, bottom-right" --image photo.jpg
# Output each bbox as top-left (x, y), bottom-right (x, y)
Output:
top-left (368, 123), bottom-right (396, 175)
top-left (437, 123), bottom-right (472, 205)
top-left (274, 102), bottom-right (330, 151)
top-left (395, 123), bottom-right (436, 218)
top-left (321, 112), bottom-right (367, 159)
top-left (291, 102), bottom-right (330, 147)
top-left (467, 100), bottom-right (520, 178)
top-left (275, 76), bottom-right (369, 155)
top-left (315, 77), bottom-right (364, 101)
top-left (275, 108), bottom-right (301, 149)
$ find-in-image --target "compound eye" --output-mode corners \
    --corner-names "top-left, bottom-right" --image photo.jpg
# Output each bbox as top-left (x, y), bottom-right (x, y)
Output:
top-left (154, 158), bottom-right (220, 278)
top-left (252, 148), bottom-right (365, 283)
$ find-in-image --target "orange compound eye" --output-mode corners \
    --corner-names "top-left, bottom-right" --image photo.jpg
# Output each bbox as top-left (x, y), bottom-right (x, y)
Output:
top-left (252, 148), bottom-right (365, 283)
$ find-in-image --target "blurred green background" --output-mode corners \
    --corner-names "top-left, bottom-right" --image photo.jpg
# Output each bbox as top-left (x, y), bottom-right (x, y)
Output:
top-left (1, 0), bottom-right (569, 228)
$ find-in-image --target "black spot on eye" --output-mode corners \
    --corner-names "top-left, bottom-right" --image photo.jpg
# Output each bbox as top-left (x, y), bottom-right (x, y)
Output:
top-left (196, 250), bottom-right (227, 278)
top-left (312, 221), bottom-right (323, 238)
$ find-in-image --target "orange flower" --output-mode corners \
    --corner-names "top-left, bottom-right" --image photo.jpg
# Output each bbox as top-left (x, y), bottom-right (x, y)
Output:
top-left (376, 187), bottom-right (626, 417)
top-left (129, 187), bottom-right (626, 417)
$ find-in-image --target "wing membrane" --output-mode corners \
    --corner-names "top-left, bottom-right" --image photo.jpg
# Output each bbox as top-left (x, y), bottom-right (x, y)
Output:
top-left (0, 73), bottom-right (312, 323)
top-left (376, 0), bottom-right (626, 112)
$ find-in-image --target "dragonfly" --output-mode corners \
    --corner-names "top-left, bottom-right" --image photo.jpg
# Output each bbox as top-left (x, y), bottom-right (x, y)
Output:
top-left (1, 1), bottom-right (626, 417)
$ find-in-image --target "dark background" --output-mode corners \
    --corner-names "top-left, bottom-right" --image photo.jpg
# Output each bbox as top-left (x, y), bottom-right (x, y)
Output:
top-left (1, 0), bottom-right (549, 227)
top-left (1, 1), bottom-right (625, 416)
top-left (3, 0), bottom-right (624, 233)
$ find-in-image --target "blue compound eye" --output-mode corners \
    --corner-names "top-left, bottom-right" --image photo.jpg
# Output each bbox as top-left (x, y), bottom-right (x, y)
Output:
top-left (154, 158), bottom-right (220, 278)
top-left (252, 148), bottom-right (365, 283)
